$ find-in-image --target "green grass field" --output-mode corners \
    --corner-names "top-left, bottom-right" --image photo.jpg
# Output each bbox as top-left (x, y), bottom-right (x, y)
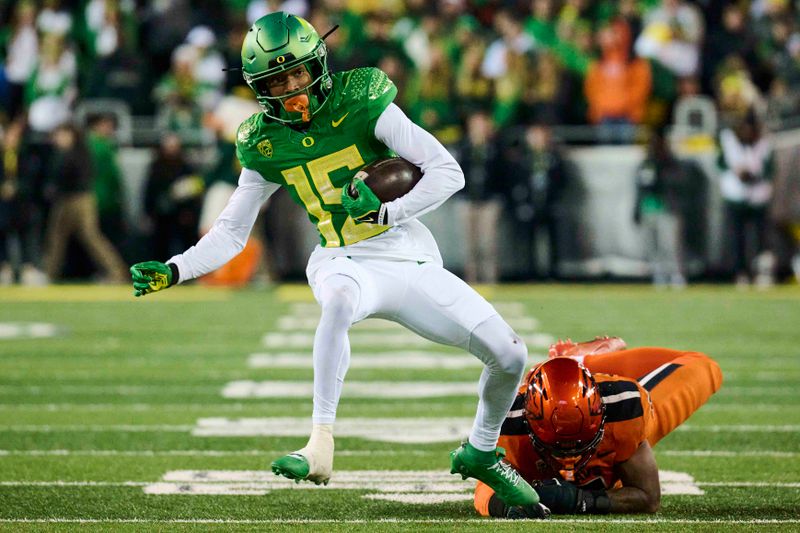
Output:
top-left (0, 283), bottom-right (799, 532)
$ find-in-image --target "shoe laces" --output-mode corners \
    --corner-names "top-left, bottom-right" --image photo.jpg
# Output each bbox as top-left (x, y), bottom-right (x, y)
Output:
top-left (487, 459), bottom-right (520, 485)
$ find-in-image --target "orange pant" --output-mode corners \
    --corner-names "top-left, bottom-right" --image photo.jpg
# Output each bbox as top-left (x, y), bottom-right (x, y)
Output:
top-left (581, 348), bottom-right (723, 446)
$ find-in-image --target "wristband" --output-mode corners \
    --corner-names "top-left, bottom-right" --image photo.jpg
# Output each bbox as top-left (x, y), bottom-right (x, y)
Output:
top-left (168, 262), bottom-right (180, 285)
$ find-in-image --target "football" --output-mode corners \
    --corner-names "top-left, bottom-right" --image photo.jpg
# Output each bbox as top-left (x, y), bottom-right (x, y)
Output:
top-left (348, 157), bottom-right (423, 202)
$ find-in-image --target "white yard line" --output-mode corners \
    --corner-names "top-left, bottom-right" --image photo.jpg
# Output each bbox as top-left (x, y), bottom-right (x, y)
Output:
top-left (11, 470), bottom-right (792, 492)
top-left (0, 425), bottom-right (194, 432)
top-left (1, 481), bottom-right (798, 489)
top-left (161, 470), bottom-right (465, 482)
top-left (287, 301), bottom-right (529, 318)
top-left (222, 381), bottom-right (480, 399)
top-left (0, 403), bottom-right (300, 411)
top-left (700, 482), bottom-right (800, 487)
top-left (246, 352), bottom-right (546, 369)
top-left (142, 469), bottom-right (704, 497)
top-left (2, 420), bottom-right (797, 436)
top-left (696, 403), bottom-right (791, 412)
top-left (192, 417), bottom-right (475, 442)
top-left (0, 449), bottom-right (434, 457)
top-left (0, 385), bottom-right (218, 395)
top-left (723, 372), bottom-right (799, 382)
top-left (0, 384), bottom-right (793, 396)
top-left (144, 482), bottom-right (469, 495)
top-left (193, 417), bottom-right (800, 442)
top-left (363, 493), bottom-right (472, 504)
top-left (287, 303), bottom-right (321, 315)
top-left (3, 421), bottom-right (796, 437)
top-left (660, 450), bottom-right (800, 458)
top-left (0, 402), bottom-right (791, 412)
top-left (715, 386), bottom-right (797, 396)
top-left (677, 425), bottom-right (800, 432)
top-left (276, 316), bottom-right (540, 331)
top-left (0, 322), bottom-right (60, 339)
top-left (8, 469), bottom-right (782, 498)
top-left (262, 332), bottom-right (554, 349)
top-left (2, 519), bottom-right (798, 524)
top-left (1, 449), bottom-right (794, 458)
top-left (0, 481), bottom-right (149, 487)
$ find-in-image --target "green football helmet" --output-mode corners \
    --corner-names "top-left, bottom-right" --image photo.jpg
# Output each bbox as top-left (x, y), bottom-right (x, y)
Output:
top-left (241, 12), bottom-right (332, 125)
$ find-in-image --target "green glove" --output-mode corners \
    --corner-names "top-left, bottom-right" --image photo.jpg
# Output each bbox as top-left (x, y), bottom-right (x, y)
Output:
top-left (130, 261), bottom-right (174, 297)
top-left (341, 179), bottom-right (385, 224)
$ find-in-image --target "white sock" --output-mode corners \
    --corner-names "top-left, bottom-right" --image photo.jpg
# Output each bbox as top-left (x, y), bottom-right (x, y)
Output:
top-left (297, 423), bottom-right (334, 480)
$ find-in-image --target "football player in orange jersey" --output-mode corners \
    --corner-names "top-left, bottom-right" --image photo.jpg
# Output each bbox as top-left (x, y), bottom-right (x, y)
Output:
top-left (473, 338), bottom-right (722, 518)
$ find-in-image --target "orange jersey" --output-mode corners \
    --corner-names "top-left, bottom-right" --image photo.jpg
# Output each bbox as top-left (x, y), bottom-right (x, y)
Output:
top-left (474, 348), bottom-right (722, 517)
top-left (499, 374), bottom-right (654, 489)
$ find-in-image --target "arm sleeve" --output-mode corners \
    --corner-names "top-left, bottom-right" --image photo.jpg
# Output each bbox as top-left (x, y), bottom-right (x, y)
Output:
top-left (167, 168), bottom-right (279, 282)
top-left (374, 103), bottom-right (465, 225)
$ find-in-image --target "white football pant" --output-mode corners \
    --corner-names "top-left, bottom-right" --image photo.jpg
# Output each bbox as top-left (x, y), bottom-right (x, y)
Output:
top-left (308, 256), bottom-right (527, 451)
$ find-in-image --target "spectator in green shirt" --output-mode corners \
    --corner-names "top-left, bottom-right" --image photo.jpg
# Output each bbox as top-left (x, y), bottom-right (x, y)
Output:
top-left (87, 113), bottom-right (126, 253)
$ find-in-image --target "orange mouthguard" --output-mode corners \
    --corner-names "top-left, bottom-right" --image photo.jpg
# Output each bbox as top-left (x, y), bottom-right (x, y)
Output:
top-left (283, 94), bottom-right (311, 122)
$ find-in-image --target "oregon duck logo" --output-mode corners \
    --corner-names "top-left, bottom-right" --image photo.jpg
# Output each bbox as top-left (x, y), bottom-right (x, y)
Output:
top-left (257, 139), bottom-right (273, 158)
top-left (302, 136), bottom-right (315, 147)
top-left (276, 55), bottom-right (285, 64)
top-left (237, 120), bottom-right (256, 143)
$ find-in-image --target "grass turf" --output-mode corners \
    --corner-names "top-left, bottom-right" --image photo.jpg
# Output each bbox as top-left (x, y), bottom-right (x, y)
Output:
top-left (0, 283), bottom-right (798, 531)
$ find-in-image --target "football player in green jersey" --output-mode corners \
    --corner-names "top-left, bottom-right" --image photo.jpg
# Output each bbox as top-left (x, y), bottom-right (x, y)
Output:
top-left (130, 12), bottom-right (546, 517)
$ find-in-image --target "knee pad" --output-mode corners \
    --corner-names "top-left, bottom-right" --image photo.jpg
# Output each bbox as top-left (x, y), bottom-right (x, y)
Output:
top-left (318, 275), bottom-right (360, 328)
top-left (469, 315), bottom-right (528, 376)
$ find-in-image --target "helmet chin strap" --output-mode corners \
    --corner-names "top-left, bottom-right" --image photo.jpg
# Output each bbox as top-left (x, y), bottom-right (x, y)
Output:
top-left (283, 94), bottom-right (311, 122)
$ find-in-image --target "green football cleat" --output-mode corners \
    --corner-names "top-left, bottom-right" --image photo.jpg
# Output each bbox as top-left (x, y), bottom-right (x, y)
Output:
top-left (450, 442), bottom-right (540, 507)
top-left (271, 452), bottom-right (331, 486)
top-left (272, 425), bottom-right (334, 486)
top-left (271, 452), bottom-right (311, 481)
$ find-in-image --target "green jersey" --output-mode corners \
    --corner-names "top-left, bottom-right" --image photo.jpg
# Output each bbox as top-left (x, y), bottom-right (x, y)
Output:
top-left (236, 67), bottom-right (398, 248)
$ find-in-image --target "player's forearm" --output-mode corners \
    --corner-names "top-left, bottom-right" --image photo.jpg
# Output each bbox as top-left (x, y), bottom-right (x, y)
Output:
top-left (374, 103), bottom-right (464, 225)
top-left (384, 157), bottom-right (463, 224)
top-left (608, 486), bottom-right (660, 514)
top-left (168, 222), bottom-right (251, 282)
top-left (168, 169), bottom-right (277, 282)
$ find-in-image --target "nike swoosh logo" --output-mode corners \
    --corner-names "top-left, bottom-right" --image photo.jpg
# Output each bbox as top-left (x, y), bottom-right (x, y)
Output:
top-left (332, 112), bottom-right (349, 127)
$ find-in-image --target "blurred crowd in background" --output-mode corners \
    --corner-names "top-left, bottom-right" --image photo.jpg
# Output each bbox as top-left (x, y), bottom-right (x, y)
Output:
top-left (1, 0), bottom-right (799, 287)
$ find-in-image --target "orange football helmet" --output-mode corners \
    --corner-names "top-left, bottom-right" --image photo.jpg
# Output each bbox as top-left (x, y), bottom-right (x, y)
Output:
top-left (523, 358), bottom-right (606, 481)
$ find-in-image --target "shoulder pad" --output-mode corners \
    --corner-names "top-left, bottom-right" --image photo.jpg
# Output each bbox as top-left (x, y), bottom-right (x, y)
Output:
top-left (236, 112), bottom-right (262, 149)
top-left (235, 112), bottom-right (266, 169)
top-left (598, 379), bottom-right (645, 423)
top-left (340, 67), bottom-right (397, 116)
top-left (366, 68), bottom-right (395, 102)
